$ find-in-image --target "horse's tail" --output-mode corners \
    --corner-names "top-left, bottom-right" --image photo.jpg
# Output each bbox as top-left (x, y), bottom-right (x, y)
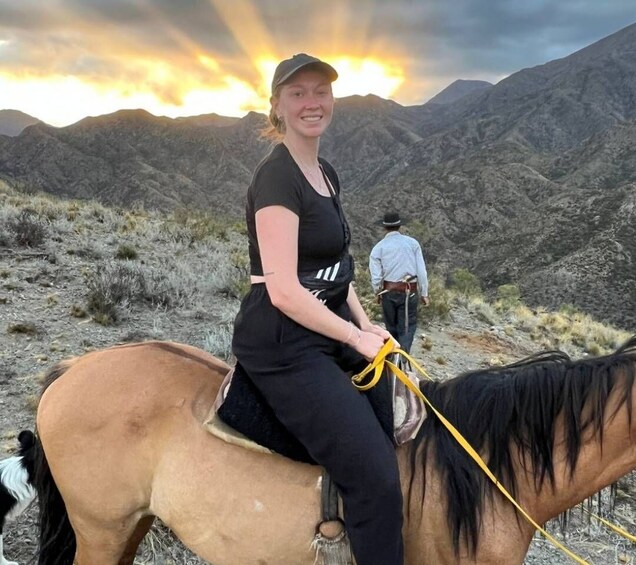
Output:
top-left (33, 433), bottom-right (76, 565)
top-left (34, 358), bottom-right (79, 565)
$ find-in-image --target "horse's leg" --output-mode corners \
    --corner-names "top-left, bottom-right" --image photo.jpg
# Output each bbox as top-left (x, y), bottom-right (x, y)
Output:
top-left (118, 515), bottom-right (155, 564)
top-left (71, 512), bottom-right (152, 565)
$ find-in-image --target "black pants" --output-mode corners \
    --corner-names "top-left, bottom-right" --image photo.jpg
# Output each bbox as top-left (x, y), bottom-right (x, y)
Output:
top-left (232, 284), bottom-right (404, 565)
top-left (382, 291), bottom-right (418, 353)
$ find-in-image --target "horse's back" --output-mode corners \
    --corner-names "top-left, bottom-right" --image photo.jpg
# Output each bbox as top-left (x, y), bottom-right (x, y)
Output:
top-left (36, 342), bottom-right (230, 516)
top-left (38, 341), bottom-right (229, 426)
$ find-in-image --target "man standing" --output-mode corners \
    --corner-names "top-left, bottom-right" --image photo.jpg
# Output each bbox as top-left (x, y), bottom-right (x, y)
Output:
top-left (369, 211), bottom-right (429, 353)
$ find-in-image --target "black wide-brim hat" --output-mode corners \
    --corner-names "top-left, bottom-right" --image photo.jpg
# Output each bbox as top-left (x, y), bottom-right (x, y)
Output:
top-left (271, 53), bottom-right (338, 94)
top-left (382, 211), bottom-right (402, 227)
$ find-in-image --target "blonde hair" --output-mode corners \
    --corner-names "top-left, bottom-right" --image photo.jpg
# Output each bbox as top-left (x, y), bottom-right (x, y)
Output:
top-left (260, 86), bottom-right (285, 140)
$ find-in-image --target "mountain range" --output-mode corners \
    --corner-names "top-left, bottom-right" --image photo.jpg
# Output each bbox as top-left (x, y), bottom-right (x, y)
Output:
top-left (0, 109), bottom-right (41, 136)
top-left (1, 23), bottom-right (635, 329)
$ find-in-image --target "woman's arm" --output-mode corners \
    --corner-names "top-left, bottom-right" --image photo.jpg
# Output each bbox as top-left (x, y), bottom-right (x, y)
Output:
top-left (256, 205), bottom-right (386, 359)
top-left (347, 284), bottom-right (391, 340)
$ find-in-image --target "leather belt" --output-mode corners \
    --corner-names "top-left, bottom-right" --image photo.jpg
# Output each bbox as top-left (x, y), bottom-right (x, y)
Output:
top-left (383, 281), bottom-right (417, 292)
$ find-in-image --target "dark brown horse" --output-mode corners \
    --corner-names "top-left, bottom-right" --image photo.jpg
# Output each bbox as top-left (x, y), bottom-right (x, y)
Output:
top-left (33, 337), bottom-right (636, 564)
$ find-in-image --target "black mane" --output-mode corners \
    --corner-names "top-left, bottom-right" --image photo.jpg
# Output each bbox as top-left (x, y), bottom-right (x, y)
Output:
top-left (409, 336), bottom-right (636, 556)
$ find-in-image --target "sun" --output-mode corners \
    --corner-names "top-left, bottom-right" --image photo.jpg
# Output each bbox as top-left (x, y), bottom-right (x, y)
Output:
top-left (329, 57), bottom-right (404, 99)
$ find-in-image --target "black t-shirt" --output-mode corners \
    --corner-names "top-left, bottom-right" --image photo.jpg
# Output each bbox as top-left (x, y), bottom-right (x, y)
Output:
top-left (246, 143), bottom-right (350, 276)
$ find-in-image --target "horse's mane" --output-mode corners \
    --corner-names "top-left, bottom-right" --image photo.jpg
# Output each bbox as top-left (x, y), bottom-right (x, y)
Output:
top-left (409, 335), bottom-right (636, 556)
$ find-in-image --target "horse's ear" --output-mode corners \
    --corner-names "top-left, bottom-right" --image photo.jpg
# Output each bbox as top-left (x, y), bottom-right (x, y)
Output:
top-left (17, 430), bottom-right (35, 451)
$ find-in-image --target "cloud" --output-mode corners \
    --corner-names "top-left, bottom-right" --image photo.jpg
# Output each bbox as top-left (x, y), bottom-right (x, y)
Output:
top-left (0, 0), bottom-right (634, 122)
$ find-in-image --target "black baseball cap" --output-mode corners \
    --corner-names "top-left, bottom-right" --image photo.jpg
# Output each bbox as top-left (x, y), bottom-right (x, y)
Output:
top-left (271, 53), bottom-right (338, 94)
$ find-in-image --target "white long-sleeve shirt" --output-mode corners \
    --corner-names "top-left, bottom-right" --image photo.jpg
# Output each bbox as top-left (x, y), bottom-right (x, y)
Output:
top-left (369, 231), bottom-right (429, 297)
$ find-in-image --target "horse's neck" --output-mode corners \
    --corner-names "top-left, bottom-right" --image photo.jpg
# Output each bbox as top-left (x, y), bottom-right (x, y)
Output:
top-left (531, 377), bottom-right (636, 523)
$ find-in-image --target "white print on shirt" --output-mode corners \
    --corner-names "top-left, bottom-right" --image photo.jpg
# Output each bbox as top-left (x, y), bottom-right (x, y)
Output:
top-left (309, 288), bottom-right (327, 305)
top-left (315, 261), bottom-right (340, 282)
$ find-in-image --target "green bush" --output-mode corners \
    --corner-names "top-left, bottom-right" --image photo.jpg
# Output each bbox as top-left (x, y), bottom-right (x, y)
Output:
top-left (449, 268), bottom-right (482, 297)
top-left (496, 284), bottom-right (521, 311)
top-left (420, 274), bottom-right (452, 322)
top-left (404, 219), bottom-right (433, 246)
top-left (115, 244), bottom-right (139, 260)
top-left (227, 251), bottom-right (251, 299)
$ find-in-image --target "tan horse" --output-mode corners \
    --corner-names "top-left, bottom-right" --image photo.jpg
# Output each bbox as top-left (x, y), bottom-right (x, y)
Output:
top-left (33, 338), bottom-right (636, 565)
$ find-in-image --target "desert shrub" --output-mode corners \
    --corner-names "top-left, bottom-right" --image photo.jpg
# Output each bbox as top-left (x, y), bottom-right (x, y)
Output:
top-left (227, 250), bottom-right (251, 299)
top-left (495, 284), bottom-right (521, 311)
top-left (564, 312), bottom-right (630, 354)
top-left (558, 303), bottom-right (580, 317)
top-left (350, 258), bottom-right (382, 321)
top-left (33, 201), bottom-right (61, 221)
top-left (67, 246), bottom-right (103, 260)
top-left (85, 257), bottom-right (205, 321)
top-left (202, 247), bottom-right (248, 296)
top-left (202, 324), bottom-right (234, 361)
top-left (511, 304), bottom-right (537, 333)
top-left (118, 213), bottom-right (139, 234)
top-left (539, 312), bottom-right (571, 336)
top-left (87, 204), bottom-right (107, 224)
top-left (472, 300), bottom-right (498, 326)
top-left (70, 304), bottom-right (87, 318)
top-left (7, 208), bottom-right (48, 247)
top-left (0, 225), bottom-right (12, 246)
top-left (166, 208), bottom-right (230, 243)
top-left (145, 268), bottom-right (198, 309)
top-left (404, 219), bottom-right (433, 246)
top-left (585, 342), bottom-right (602, 356)
top-left (86, 263), bottom-right (147, 323)
top-left (420, 275), bottom-right (452, 321)
top-left (115, 244), bottom-right (139, 260)
top-left (449, 268), bottom-right (482, 297)
top-left (202, 303), bottom-right (240, 361)
top-left (7, 321), bottom-right (39, 335)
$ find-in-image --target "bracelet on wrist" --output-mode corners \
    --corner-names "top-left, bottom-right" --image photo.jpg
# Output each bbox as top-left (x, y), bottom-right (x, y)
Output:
top-left (344, 321), bottom-right (361, 347)
top-left (343, 321), bottom-right (355, 345)
top-left (347, 322), bottom-right (362, 347)
top-left (350, 327), bottom-right (362, 347)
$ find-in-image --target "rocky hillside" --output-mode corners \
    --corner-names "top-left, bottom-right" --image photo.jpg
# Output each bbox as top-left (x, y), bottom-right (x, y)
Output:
top-left (1, 23), bottom-right (635, 328)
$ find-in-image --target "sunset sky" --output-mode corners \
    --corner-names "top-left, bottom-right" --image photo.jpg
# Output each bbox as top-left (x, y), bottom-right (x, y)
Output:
top-left (1, 0), bottom-right (635, 127)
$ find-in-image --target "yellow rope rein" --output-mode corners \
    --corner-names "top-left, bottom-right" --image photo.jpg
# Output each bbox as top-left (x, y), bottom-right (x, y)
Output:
top-left (351, 340), bottom-right (634, 564)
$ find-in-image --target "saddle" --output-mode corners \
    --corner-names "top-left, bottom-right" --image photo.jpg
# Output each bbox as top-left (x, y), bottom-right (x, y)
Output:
top-left (204, 360), bottom-right (425, 564)
top-left (206, 361), bottom-right (394, 463)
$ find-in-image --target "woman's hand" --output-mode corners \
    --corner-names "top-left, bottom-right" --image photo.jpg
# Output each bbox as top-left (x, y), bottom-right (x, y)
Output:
top-left (353, 329), bottom-right (388, 361)
top-left (358, 321), bottom-right (392, 341)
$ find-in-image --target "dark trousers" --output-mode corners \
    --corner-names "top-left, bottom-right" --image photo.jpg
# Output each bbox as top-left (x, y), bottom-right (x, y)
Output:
top-left (382, 291), bottom-right (418, 353)
top-left (233, 285), bottom-right (404, 565)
